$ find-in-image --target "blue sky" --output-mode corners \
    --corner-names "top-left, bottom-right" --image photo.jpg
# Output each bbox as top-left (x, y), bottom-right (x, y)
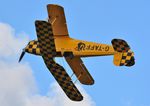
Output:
top-left (0, 0), bottom-right (150, 106)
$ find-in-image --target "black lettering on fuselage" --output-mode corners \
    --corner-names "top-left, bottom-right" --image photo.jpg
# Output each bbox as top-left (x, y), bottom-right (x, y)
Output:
top-left (77, 42), bottom-right (110, 52)
top-left (78, 42), bottom-right (86, 51)
top-left (105, 46), bottom-right (109, 51)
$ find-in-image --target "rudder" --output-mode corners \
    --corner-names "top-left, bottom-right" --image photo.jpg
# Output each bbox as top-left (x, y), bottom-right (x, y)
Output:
top-left (112, 39), bottom-right (135, 67)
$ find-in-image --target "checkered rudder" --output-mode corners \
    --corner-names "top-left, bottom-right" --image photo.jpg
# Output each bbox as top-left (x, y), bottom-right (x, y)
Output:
top-left (120, 51), bottom-right (134, 66)
top-left (35, 20), bottom-right (83, 101)
top-left (112, 39), bottom-right (135, 66)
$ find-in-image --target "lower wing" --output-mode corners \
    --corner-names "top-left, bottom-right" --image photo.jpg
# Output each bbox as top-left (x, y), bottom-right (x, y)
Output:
top-left (65, 56), bottom-right (94, 85)
top-left (35, 20), bottom-right (83, 101)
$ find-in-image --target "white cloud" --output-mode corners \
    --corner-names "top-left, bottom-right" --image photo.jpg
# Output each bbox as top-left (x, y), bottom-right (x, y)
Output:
top-left (0, 23), bottom-right (28, 57)
top-left (0, 22), bottom-right (96, 106)
top-left (25, 83), bottom-right (95, 106)
top-left (0, 61), bottom-right (37, 106)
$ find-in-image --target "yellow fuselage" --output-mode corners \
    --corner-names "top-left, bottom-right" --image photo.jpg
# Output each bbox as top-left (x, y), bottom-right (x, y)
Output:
top-left (54, 36), bottom-right (115, 57)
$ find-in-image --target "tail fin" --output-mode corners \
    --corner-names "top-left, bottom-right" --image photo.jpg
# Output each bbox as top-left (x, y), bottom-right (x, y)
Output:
top-left (112, 39), bottom-right (135, 67)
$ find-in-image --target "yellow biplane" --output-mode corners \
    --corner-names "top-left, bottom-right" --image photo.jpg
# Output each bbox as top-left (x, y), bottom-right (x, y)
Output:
top-left (19, 4), bottom-right (135, 101)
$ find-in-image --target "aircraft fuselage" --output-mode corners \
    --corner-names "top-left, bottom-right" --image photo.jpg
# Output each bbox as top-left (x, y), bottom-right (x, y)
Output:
top-left (54, 36), bottom-right (115, 57)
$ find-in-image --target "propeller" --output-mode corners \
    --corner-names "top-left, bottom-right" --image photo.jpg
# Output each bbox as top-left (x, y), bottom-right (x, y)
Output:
top-left (18, 49), bottom-right (26, 62)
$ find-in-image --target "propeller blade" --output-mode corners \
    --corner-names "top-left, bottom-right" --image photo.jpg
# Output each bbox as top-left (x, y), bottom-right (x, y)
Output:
top-left (18, 50), bottom-right (25, 62)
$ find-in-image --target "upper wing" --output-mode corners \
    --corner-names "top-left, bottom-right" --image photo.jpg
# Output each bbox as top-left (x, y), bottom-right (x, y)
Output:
top-left (35, 20), bottom-right (83, 101)
top-left (47, 4), bottom-right (69, 36)
top-left (65, 57), bottom-right (94, 85)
